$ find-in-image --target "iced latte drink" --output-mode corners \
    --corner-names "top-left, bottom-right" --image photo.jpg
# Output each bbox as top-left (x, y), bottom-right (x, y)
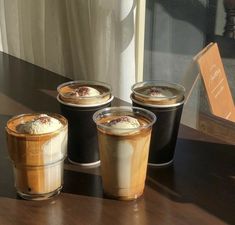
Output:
top-left (6, 113), bottom-right (68, 200)
top-left (93, 107), bottom-right (156, 200)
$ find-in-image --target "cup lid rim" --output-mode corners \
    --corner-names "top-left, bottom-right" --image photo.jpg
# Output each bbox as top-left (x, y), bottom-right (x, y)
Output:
top-left (130, 93), bottom-right (185, 108)
top-left (57, 80), bottom-right (112, 101)
top-left (131, 80), bottom-right (185, 101)
top-left (57, 94), bottom-right (114, 108)
top-left (92, 106), bottom-right (156, 132)
top-left (6, 113), bottom-right (68, 137)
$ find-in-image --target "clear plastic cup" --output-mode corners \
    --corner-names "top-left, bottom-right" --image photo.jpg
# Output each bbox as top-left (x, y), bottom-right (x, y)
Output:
top-left (5, 113), bottom-right (68, 200)
top-left (93, 106), bottom-right (156, 200)
top-left (13, 160), bottom-right (64, 200)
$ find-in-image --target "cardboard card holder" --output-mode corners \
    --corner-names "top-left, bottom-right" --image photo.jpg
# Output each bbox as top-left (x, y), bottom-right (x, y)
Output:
top-left (194, 43), bottom-right (235, 123)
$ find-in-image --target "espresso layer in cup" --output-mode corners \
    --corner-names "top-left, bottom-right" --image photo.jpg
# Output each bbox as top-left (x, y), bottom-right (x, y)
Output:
top-left (14, 161), bottom-right (63, 195)
top-left (7, 114), bottom-right (67, 165)
top-left (58, 81), bottom-right (111, 105)
top-left (6, 113), bottom-right (68, 196)
top-left (97, 115), bottom-right (152, 200)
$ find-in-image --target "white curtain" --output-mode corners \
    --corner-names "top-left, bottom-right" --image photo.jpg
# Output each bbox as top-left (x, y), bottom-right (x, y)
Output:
top-left (0, 0), bottom-right (145, 101)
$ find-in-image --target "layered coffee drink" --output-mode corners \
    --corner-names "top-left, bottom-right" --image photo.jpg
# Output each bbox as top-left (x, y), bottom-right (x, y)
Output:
top-left (57, 80), bottom-right (113, 166)
top-left (93, 107), bottom-right (156, 200)
top-left (6, 113), bottom-right (68, 200)
top-left (131, 81), bottom-right (185, 166)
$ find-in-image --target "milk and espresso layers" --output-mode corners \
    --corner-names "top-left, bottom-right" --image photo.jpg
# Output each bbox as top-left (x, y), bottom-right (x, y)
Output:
top-left (93, 107), bottom-right (156, 200)
top-left (57, 80), bottom-right (113, 166)
top-left (131, 81), bottom-right (185, 166)
top-left (6, 113), bottom-right (68, 200)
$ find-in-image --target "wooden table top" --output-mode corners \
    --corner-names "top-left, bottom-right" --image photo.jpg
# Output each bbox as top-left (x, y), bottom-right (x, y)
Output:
top-left (0, 52), bottom-right (234, 225)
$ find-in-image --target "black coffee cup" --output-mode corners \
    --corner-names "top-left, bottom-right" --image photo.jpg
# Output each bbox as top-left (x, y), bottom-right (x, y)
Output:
top-left (57, 80), bottom-right (113, 166)
top-left (131, 81), bottom-right (185, 167)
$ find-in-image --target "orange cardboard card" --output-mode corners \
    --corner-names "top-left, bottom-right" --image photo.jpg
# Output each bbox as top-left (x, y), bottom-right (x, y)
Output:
top-left (195, 43), bottom-right (235, 122)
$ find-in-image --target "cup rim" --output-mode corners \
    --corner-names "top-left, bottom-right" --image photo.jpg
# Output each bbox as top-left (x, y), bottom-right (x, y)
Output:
top-left (93, 106), bottom-right (156, 132)
top-left (57, 80), bottom-right (112, 101)
top-left (6, 113), bottom-right (68, 137)
top-left (131, 80), bottom-right (185, 102)
top-left (57, 94), bottom-right (114, 108)
top-left (130, 93), bottom-right (185, 108)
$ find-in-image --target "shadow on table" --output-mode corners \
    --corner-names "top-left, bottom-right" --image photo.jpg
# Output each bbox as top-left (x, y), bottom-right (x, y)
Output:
top-left (146, 138), bottom-right (235, 225)
top-left (0, 114), bottom-right (17, 199)
top-left (0, 168), bottom-right (17, 199)
top-left (62, 168), bottom-right (104, 198)
top-left (0, 112), bottom-right (103, 200)
top-left (0, 53), bottom-right (70, 115)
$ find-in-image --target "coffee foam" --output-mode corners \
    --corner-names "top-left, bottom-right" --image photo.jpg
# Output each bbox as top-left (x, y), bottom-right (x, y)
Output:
top-left (97, 115), bottom-right (149, 136)
top-left (64, 86), bottom-right (100, 97)
top-left (132, 84), bottom-right (184, 106)
top-left (16, 114), bottom-right (63, 135)
top-left (142, 87), bottom-right (174, 98)
top-left (105, 116), bottom-right (140, 129)
top-left (57, 81), bottom-right (111, 106)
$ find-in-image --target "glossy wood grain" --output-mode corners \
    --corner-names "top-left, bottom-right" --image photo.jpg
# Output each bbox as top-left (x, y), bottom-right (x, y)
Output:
top-left (0, 52), bottom-right (234, 225)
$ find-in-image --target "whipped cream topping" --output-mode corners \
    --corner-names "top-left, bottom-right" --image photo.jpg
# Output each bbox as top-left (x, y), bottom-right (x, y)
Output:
top-left (66, 86), bottom-right (100, 97)
top-left (143, 87), bottom-right (174, 98)
top-left (17, 114), bottom-right (63, 134)
top-left (106, 116), bottom-right (140, 129)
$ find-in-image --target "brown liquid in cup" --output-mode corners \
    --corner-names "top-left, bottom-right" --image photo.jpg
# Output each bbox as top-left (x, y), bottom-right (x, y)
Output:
top-left (6, 114), bottom-right (67, 197)
top-left (96, 115), bottom-right (152, 200)
top-left (13, 162), bottom-right (63, 195)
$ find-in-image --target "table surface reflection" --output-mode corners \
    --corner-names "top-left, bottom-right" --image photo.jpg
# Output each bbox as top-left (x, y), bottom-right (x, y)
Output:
top-left (0, 52), bottom-right (234, 225)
